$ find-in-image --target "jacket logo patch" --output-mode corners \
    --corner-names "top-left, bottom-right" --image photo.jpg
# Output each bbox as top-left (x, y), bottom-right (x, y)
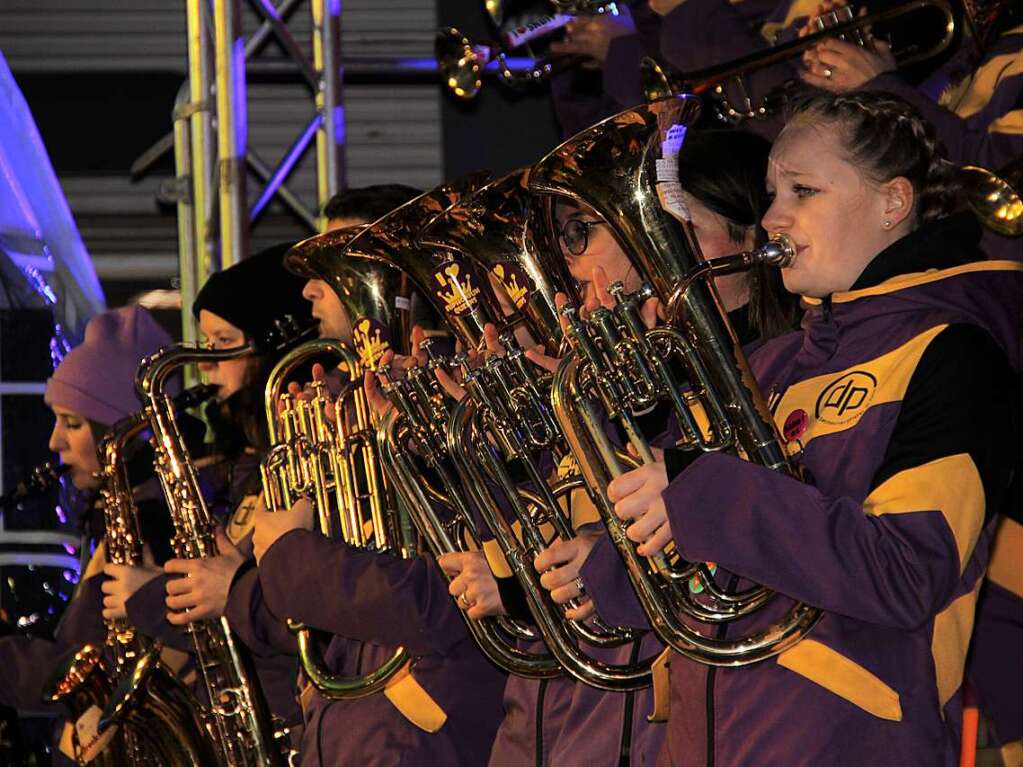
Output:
top-left (815, 371), bottom-right (876, 424)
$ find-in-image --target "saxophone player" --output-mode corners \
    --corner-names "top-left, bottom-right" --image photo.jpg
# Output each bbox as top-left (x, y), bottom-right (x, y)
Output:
top-left (0, 306), bottom-right (174, 765)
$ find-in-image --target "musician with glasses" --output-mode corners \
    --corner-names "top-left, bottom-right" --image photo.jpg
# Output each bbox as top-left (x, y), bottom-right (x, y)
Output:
top-left (437, 130), bottom-right (797, 766)
top-left (238, 186), bottom-right (508, 767)
top-left (603, 91), bottom-right (1021, 766)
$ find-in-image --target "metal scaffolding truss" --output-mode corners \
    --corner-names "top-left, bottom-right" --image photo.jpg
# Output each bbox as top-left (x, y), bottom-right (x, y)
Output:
top-left (170, 0), bottom-right (345, 344)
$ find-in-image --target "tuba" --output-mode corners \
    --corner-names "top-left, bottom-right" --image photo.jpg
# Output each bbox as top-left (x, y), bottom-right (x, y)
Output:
top-left (528, 94), bottom-right (821, 666)
top-left (287, 177), bottom-right (562, 680)
top-left (134, 343), bottom-right (286, 767)
top-left (394, 171), bottom-right (656, 691)
top-left (259, 333), bottom-right (417, 699)
top-left (45, 386), bottom-right (220, 766)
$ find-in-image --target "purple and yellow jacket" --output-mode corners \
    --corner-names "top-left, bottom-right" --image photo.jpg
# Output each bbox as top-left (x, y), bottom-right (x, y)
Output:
top-left (485, 516), bottom-right (666, 766)
top-left (244, 530), bottom-right (506, 767)
top-left (583, 215), bottom-right (1022, 766)
top-left (489, 306), bottom-right (761, 767)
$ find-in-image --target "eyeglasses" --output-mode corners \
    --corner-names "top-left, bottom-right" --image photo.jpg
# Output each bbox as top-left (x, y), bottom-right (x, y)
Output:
top-left (556, 218), bottom-right (606, 256)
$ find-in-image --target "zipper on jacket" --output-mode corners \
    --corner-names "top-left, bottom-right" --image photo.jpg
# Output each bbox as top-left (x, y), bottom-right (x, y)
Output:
top-left (536, 678), bottom-right (548, 767)
top-left (618, 639), bottom-right (643, 766)
top-left (706, 574), bottom-right (740, 767)
top-left (705, 666), bottom-right (716, 767)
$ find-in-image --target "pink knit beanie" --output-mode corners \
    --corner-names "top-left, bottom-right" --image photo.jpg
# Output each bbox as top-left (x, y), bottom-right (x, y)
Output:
top-left (45, 306), bottom-right (173, 426)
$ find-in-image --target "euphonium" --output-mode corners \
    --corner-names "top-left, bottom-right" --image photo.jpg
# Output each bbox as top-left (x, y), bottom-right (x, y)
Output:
top-left (528, 94), bottom-right (822, 666)
top-left (315, 178), bottom-right (576, 679)
top-left (45, 386), bottom-right (220, 766)
top-left (396, 171), bottom-right (656, 691)
top-left (259, 334), bottom-right (416, 699)
top-left (287, 177), bottom-right (561, 680)
top-left (135, 343), bottom-right (286, 767)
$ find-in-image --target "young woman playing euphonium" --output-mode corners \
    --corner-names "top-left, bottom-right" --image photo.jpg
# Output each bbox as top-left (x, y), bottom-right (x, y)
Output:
top-left (604, 91), bottom-right (1022, 766)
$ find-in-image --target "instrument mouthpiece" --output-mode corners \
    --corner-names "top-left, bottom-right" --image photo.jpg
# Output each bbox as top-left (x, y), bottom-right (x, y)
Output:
top-left (760, 234), bottom-right (796, 267)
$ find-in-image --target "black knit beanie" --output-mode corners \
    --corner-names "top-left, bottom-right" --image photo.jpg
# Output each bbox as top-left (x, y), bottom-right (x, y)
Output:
top-left (192, 242), bottom-right (313, 350)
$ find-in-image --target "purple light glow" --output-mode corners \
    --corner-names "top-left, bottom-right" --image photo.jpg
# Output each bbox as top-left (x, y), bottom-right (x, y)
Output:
top-left (250, 115), bottom-right (321, 221)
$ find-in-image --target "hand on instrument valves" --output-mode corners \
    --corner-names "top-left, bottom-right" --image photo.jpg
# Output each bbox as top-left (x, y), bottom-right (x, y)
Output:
top-left (101, 545), bottom-right (161, 620)
top-left (164, 529), bottom-right (246, 624)
top-left (364, 326), bottom-right (435, 417)
top-left (287, 361), bottom-right (341, 407)
top-left (439, 551), bottom-right (507, 620)
top-left (533, 530), bottom-right (602, 621)
top-left (800, 2), bottom-right (894, 91)
top-left (252, 495), bottom-right (316, 564)
top-left (548, 6), bottom-right (636, 66)
top-left (607, 448), bottom-right (674, 557)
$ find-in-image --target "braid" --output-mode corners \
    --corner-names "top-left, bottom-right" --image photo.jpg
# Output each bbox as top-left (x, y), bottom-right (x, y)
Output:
top-left (787, 91), bottom-right (960, 226)
top-left (918, 155), bottom-right (961, 225)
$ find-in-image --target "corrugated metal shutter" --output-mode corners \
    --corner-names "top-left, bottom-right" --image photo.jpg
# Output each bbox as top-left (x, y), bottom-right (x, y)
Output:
top-left (0, 0), bottom-right (442, 281)
top-left (1, 0), bottom-right (436, 71)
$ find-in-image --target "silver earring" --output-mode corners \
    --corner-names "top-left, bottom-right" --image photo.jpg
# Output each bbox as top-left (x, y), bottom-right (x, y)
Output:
top-left (882, 220), bottom-right (892, 229)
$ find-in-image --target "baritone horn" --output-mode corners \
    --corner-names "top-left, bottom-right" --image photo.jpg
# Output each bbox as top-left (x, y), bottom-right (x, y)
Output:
top-left (260, 334), bottom-right (418, 699)
top-left (414, 171), bottom-right (657, 691)
top-left (284, 183), bottom-right (564, 683)
top-left (961, 156), bottom-right (1023, 237)
top-left (529, 93), bottom-right (822, 666)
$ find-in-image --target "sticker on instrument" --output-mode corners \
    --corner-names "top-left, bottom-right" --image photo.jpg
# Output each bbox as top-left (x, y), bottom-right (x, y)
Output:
top-left (74, 705), bottom-right (117, 763)
top-left (661, 123), bottom-right (687, 160)
top-left (227, 494), bottom-right (260, 545)
top-left (656, 180), bottom-right (690, 223)
top-left (688, 562), bottom-right (717, 595)
top-left (491, 262), bottom-right (532, 310)
top-left (352, 317), bottom-right (392, 372)
top-left (394, 296), bottom-right (410, 311)
top-left (432, 259), bottom-right (481, 317)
